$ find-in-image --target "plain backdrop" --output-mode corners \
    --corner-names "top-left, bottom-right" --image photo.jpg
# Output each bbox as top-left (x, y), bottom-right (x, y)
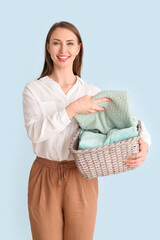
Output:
top-left (0, 0), bottom-right (159, 239)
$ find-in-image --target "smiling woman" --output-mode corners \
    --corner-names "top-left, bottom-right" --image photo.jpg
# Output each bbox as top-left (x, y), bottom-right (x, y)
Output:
top-left (22, 21), bottom-right (151, 240)
top-left (46, 28), bottom-right (81, 72)
top-left (23, 21), bottom-right (102, 240)
top-left (37, 22), bottom-right (83, 86)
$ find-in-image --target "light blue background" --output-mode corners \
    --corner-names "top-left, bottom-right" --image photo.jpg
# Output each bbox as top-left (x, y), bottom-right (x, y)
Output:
top-left (0, 0), bottom-right (159, 239)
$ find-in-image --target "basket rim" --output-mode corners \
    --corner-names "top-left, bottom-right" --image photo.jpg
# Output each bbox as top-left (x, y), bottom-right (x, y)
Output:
top-left (69, 120), bottom-right (142, 154)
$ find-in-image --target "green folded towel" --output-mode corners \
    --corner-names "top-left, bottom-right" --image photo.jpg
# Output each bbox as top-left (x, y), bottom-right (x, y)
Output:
top-left (74, 90), bottom-right (138, 134)
top-left (78, 126), bottom-right (138, 150)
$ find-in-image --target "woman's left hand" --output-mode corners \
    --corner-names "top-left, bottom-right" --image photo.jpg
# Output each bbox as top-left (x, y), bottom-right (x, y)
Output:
top-left (124, 140), bottom-right (149, 169)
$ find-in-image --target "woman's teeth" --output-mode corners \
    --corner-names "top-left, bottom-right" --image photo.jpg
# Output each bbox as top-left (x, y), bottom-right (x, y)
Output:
top-left (57, 56), bottom-right (70, 62)
top-left (58, 56), bottom-right (69, 59)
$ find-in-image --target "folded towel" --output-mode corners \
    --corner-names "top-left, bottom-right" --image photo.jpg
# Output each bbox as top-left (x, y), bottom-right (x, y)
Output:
top-left (74, 90), bottom-right (138, 134)
top-left (78, 126), bottom-right (138, 149)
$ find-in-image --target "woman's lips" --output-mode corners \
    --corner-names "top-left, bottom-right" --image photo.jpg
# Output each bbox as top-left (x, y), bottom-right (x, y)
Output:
top-left (57, 56), bottom-right (70, 62)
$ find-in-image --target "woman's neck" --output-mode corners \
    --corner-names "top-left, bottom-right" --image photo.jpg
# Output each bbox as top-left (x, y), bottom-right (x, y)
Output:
top-left (48, 68), bottom-right (77, 87)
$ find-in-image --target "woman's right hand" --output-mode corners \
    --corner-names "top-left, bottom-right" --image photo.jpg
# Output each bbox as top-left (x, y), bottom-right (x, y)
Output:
top-left (66, 95), bottom-right (112, 119)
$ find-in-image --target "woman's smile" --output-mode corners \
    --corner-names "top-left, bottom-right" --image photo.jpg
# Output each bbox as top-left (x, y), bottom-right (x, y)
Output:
top-left (57, 55), bottom-right (70, 62)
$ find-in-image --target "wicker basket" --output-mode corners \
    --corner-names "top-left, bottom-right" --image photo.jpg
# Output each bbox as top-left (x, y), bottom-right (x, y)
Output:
top-left (68, 120), bottom-right (142, 179)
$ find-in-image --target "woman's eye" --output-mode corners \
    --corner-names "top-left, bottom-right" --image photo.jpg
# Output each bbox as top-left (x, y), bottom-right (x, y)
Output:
top-left (53, 42), bottom-right (73, 45)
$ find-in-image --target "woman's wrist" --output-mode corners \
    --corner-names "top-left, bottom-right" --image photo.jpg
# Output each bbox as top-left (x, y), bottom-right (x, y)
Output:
top-left (65, 103), bottom-right (77, 120)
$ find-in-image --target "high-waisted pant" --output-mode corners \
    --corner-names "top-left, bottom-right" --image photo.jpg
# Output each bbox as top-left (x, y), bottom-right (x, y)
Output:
top-left (28, 156), bottom-right (99, 240)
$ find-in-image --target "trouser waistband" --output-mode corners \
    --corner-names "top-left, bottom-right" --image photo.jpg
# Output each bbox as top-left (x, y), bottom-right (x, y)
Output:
top-left (35, 156), bottom-right (77, 187)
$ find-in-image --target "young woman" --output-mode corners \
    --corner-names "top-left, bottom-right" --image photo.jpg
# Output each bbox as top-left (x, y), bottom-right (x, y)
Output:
top-left (22, 21), bottom-right (151, 240)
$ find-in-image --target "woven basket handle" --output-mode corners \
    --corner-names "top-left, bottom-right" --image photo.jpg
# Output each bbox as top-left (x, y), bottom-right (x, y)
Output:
top-left (68, 127), bottom-right (81, 151)
top-left (137, 120), bottom-right (142, 137)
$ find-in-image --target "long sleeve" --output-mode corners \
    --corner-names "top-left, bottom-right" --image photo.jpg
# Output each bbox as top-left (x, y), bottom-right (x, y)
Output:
top-left (22, 85), bottom-right (71, 143)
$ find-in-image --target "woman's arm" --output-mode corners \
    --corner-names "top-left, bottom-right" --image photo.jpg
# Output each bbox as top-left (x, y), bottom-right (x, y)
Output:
top-left (124, 117), bottom-right (151, 169)
top-left (22, 85), bottom-right (71, 143)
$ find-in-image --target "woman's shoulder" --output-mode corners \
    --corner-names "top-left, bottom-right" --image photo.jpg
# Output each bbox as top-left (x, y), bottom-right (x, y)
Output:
top-left (23, 76), bottom-right (47, 92)
top-left (78, 76), bottom-right (101, 94)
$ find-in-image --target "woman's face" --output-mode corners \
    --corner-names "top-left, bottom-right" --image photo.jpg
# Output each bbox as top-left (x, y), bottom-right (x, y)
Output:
top-left (47, 27), bottom-right (81, 68)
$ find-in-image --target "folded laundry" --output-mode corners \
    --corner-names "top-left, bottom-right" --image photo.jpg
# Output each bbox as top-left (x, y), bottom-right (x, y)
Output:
top-left (74, 90), bottom-right (138, 134)
top-left (78, 126), bottom-right (138, 150)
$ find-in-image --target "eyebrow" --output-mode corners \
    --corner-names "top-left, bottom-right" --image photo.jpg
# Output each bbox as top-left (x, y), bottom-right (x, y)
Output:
top-left (52, 38), bottom-right (74, 42)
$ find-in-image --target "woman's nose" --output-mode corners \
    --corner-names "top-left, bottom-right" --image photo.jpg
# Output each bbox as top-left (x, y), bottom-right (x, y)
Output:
top-left (60, 43), bottom-right (67, 53)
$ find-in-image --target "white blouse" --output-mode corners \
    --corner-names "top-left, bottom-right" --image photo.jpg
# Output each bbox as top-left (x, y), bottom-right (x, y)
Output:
top-left (22, 75), bottom-right (151, 161)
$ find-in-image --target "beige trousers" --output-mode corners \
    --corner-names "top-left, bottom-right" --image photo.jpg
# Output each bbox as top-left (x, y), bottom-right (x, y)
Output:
top-left (28, 156), bottom-right (99, 240)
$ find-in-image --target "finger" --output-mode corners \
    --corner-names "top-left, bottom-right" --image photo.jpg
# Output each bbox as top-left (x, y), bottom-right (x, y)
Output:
top-left (125, 157), bottom-right (145, 164)
top-left (124, 154), bottom-right (143, 162)
top-left (105, 97), bottom-right (112, 101)
top-left (131, 160), bottom-right (144, 166)
top-left (126, 163), bottom-right (143, 169)
top-left (93, 106), bottom-right (106, 112)
top-left (125, 157), bottom-right (144, 164)
top-left (94, 98), bottom-right (112, 103)
top-left (97, 107), bottom-right (106, 112)
top-left (89, 109), bottom-right (97, 113)
top-left (138, 140), bottom-right (143, 151)
top-left (139, 139), bottom-right (146, 152)
top-left (94, 105), bottom-right (106, 111)
top-left (128, 150), bottom-right (147, 159)
top-left (139, 140), bottom-right (149, 153)
top-left (126, 152), bottom-right (143, 159)
top-left (129, 158), bottom-right (145, 166)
